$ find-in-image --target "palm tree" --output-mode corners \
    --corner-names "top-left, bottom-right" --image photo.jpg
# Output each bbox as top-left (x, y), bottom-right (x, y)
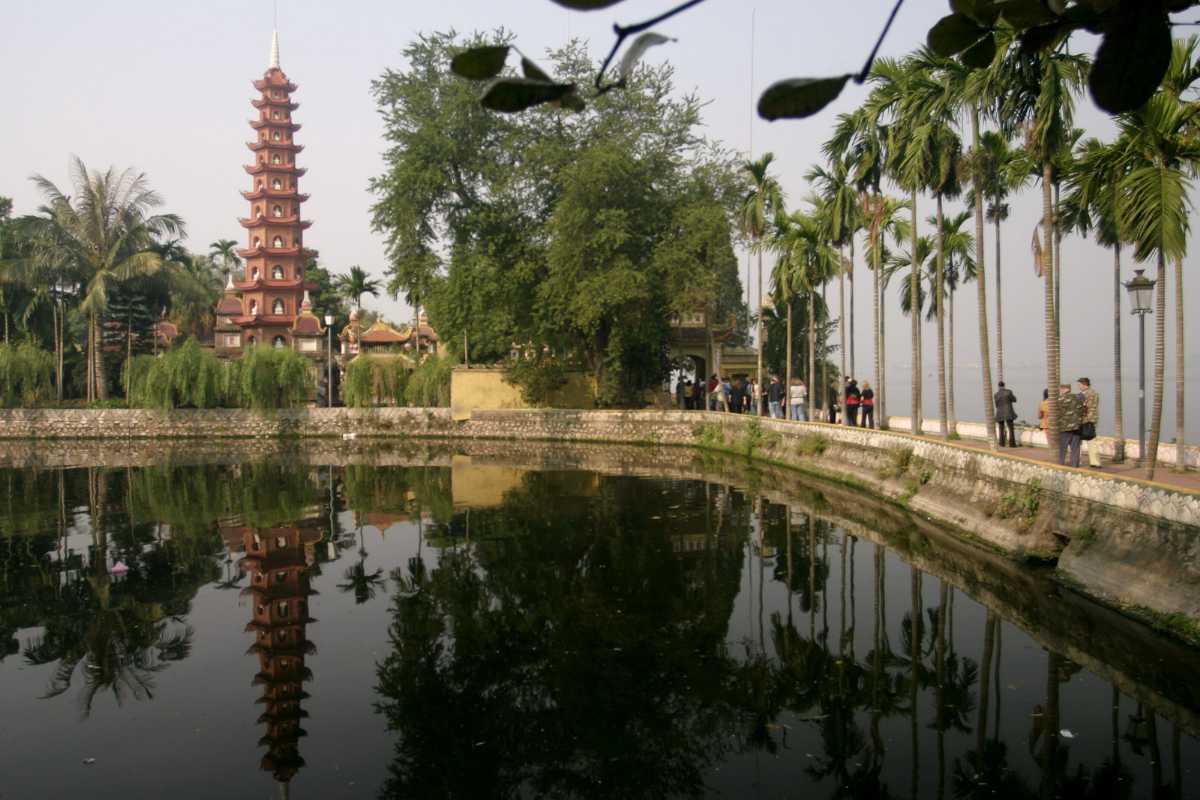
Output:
top-left (827, 108), bottom-right (893, 427)
top-left (970, 132), bottom-right (1027, 386)
top-left (868, 56), bottom-right (929, 435)
top-left (1159, 37), bottom-right (1200, 471)
top-left (995, 41), bottom-right (1089, 462)
top-left (26, 158), bottom-right (184, 401)
top-left (784, 210), bottom-right (840, 403)
top-left (740, 153), bottom-right (786, 414)
top-left (806, 157), bottom-right (861, 409)
top-left (1115, 88), bottom-right (1199, 478)
top-left (768, 214), bottom-right (802, 400)
top-left (1063, 137), bottom-right (1129, 463)
top-left (335, 265), bottom-right (383, 312)
top-left (934, 210), bottom-right (976, 432)
top-left (208, 239), bottom-right (241, 283)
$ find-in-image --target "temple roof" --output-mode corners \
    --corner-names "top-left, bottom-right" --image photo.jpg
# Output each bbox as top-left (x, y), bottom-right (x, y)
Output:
top-left (360, 320), bottom-right (407, 344)
top-left (269, 30), bottom-right (280, 71)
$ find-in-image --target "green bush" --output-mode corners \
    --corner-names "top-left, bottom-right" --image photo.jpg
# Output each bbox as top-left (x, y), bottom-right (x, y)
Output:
top-left (405, 355), bottom-right (453, 407)
top-left (0, 342), bottom-right (55, 407)
top-left (228, 345), bottom-right (314, 410)
top-left (343, 356), bottom-right (410, 408)
top-left (126, 339), bottom-right (225, 410)
top-left (503, 358), bottom-right (568, 406)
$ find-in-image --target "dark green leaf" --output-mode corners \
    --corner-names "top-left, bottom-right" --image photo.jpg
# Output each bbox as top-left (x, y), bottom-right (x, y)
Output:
top-left (557, 91), bottom-right (587, 112)
top-left (928, 14), bottom-right (987, 57)
top-left (550, 0), bottom-right (625, 8)
top-left (480, 78), bottom-right (577, 113)
top-left (960, 32), bottom-right (997, 68)
top-left (451, 46), bottom-right (511, 80)
top-left (1018, 22), bottom-right (1071, 54)
top-left (950, 0), bottom-right (1001, 25)
top-left (1089, 8), bottom-right (1171, 113)
top-left (757, 75), bottom-right (853, 122)
top-left (521, 56), bottom-right (552, 82)
top-left (998, 0), bottom-right (1058, 29)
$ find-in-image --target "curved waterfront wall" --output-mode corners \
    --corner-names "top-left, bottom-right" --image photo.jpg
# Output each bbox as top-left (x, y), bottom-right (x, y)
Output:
top-left (0, 407), bottom-right (1196, 630)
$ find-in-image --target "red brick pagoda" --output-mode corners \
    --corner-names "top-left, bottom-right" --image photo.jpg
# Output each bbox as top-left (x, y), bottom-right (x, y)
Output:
top-left (216, 31), bottom-right (325, 357)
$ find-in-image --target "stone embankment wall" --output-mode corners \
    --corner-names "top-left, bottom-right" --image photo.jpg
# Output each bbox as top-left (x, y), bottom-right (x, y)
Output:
top-left (0, 407), bottom-right (1196, 624)
top-left (884, 414), bottom-right (1199, 469)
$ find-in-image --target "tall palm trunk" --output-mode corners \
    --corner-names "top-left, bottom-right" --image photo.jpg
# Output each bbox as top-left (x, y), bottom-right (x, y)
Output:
top-left (935, 193), bottom-right (948, 437)
top-left (949, 288), bottom-right (957, 432)
top-left (1174, 256), bottom-right (1186, 470)
top-left (809, 289), bottom-right (817, 421)
top-left (1112, 246), bottom-right (1126, 463)
top-left (839, 247), bottom-right (847, 401)
top-left (785, 297), bottom-right (793, 416)
top-left (849, 237), bottom-right (857, 380)
top-left (994, 212), bottom-right (1004, 384)
top-left (873, 205), bottom-right (888, 430)
top-left (821, 282), bottom-right (828, 420)
top-left (1053, 182), bottom-right (1063, 358)
top-left (1146, 251), bottom-right (1167, 479)
top-left (910, 190), bottom-right (922, 435)
top-left (1041, 163), bottom-right (1061, 459)
top-left (756, 249), bottom-right (764, 416)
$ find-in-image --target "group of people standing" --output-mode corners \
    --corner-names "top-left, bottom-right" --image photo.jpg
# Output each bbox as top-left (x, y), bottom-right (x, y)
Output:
top-left (995, 378), bottom-right (1102, 468)
top-left (674, 372), bottom-right (875, 428)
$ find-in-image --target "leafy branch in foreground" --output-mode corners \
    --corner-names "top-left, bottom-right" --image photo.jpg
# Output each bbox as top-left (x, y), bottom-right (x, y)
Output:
top-left (454, 0), bottom-right (1200, 122)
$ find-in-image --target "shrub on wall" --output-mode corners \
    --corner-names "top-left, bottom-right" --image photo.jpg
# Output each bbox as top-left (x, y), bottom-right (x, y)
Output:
top-left (227, 345), bottom-right (314, 410)
top-left (126, 339), bottom-right (225, 410)
top-left (343, 356), bottom-right (410, 408)
top-left (405, 355), bottom-right (453, 408)
top-left (503, 358), bottom-right (569, 406)
top-left (0, 342), bottom-right (55, 407)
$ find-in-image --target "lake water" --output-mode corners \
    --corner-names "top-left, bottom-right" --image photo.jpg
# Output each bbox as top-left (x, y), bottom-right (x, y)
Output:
top-left (1, 447), bottom-right (1197, 799)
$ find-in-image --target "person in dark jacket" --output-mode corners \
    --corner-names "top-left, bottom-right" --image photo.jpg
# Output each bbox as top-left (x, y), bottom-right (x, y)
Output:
top-left (844, 379), bottom-right (861, 426)
top-left (859, 382), bottom-right (875, 428)
top-left (994, 381), bottom-right (1018, 447)
top-left (826, 382), bottom-right (839, 424)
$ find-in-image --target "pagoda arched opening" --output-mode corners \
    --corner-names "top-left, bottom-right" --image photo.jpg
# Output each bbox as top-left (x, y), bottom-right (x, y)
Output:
top-left (273, 299), bottom-right (285, 315)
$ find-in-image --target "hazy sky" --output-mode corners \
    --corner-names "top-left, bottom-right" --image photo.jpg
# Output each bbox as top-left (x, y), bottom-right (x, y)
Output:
top-left (4, 1), bottom-right (1196, 436)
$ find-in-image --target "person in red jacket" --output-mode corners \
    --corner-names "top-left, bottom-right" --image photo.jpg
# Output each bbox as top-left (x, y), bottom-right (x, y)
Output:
top-left (859, 382), bottom-right (875, 428)
top-left (844, 378), bottom-right (861, 426)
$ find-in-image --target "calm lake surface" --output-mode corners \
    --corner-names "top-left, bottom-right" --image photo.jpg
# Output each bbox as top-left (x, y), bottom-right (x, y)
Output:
top-left (1, 446), bottom-right (1197, 799)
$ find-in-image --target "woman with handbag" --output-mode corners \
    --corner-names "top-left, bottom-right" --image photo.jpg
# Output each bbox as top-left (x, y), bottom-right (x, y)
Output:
top-left (1078, 377), bottom-right (1101, 469)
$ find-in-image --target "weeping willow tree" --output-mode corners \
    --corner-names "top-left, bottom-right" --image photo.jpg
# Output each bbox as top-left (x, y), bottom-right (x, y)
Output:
top-left (226, 345), bottom-right (314, 410)
top-left (404, 355), bottom-right (453, 407)
top-left (343, 356), bottom-right (411, 408)
top-left (0, 342), bottom-right (54, 407)
top-left (125, 338), bottom-right (225, 410)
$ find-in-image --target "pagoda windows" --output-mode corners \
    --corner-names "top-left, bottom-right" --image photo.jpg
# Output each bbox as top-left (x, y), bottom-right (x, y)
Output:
top-left (272, 131), bottom-right (281, 141)
top-left (271, 154), bottom-right (281, 165)
top-left (273, 204), bottom-right (283, 217)
top-left (273, 299), bottom-right (286, 315)
top-left (272, 236), bottom-right (285, 248)
top-left (272, 178), bottom-right (283, 190)
top-left (252, 237), bottom-right (261, 248)
top-left (272, 265), bottom-right (285, 279)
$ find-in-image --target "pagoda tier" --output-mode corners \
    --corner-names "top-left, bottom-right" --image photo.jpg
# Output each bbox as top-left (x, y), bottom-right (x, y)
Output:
top-left (252, 97), bottom-right (300, 111)
top-left (236, 246), bottom-right (317, 259)
top-left (234, 278), bottom-right (318, 292)
top-left (232, 314), bottom-right (306, 327)
top-left (250, 118), bottom-right (301, 132)
top-left (239, 216), bottom-right (313, 229)
top-left (241, 188), bottom-right (310, 202)
top-left (247, 140), bottom-right (304, 153)
top-left (254, 78), bottom-right (298, 92)
top-left (244, 163), bottom-right (307, 176)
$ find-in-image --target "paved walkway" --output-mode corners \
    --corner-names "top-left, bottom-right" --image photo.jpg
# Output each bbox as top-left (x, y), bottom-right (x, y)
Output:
top-left (898, 427), bottom-right (1200, 493)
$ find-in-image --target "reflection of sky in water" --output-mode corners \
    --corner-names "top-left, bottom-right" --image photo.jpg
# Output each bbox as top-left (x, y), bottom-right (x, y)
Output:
top-left (0, 461), bottom-right (1196, 799)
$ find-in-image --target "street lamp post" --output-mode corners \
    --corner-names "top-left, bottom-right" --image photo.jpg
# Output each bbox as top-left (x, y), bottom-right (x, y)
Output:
top-left (324, 314), bottom-right (335, 408)
top-left (1124, 270), bottom-right (1155, 465)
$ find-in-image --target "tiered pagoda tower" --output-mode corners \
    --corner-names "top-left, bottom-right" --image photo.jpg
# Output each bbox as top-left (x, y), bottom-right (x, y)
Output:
top-left (216, 31), bottom-right (324, 357)
top-left (238, 521), bottom-right (322, 793)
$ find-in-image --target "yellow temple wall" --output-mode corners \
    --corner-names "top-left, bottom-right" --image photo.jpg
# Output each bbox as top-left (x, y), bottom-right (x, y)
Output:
top-left (450, 367), bottom-right (595, 421)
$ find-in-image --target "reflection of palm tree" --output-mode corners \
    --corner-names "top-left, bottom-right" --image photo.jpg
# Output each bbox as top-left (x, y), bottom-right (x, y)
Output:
top-left (339, 560), bottom-right (386, 605)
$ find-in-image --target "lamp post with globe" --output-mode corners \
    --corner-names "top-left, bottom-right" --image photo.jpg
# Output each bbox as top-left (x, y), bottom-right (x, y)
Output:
top-left (1124, 270), bottom-right (1155, 465)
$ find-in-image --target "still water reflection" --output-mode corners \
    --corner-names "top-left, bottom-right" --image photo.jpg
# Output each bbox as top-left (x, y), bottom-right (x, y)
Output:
top-left (0, 452), bottom-right (1196, 799)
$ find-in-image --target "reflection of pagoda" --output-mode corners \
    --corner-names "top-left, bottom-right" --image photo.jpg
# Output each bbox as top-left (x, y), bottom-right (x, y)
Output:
top-left (214, 30), bottom-right (326, 359)
top-left (234, 520), bottom-right (322, 794)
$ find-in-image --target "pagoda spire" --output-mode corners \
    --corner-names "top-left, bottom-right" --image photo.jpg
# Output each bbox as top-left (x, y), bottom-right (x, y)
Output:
top-left (269, 29), bottom-right (280, 70)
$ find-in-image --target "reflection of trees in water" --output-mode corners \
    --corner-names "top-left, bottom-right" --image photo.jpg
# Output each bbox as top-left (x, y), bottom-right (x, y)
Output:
top-left (374, 473), bottom-right (748, 798)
